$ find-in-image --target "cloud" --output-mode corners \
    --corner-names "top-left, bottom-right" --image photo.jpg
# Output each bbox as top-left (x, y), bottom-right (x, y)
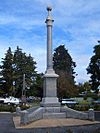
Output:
top-left (0, 0), bottom-right (100, 83)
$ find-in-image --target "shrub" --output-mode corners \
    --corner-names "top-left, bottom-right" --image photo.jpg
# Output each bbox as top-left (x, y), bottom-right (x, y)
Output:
top-left (20, 104), bottom-right (30, 110)
top-left (0, 103), bottom-right (31, 112)
top-left (0, 104), bottom-right (16, 112)
top-left (74, 100), bottom-right (91, 111)
top-left (74, 104), bottom-right (89, 111)
top-left (93, 104), bottom-right (100, 111)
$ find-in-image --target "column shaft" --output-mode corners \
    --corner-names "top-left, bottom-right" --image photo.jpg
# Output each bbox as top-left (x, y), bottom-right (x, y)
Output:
top-left (47, 26), bottom-right (53, 70)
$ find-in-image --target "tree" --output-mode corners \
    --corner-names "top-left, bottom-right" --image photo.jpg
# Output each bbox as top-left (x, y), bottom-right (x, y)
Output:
top-left (87, 42), bottom-right (100, 93)
top-left (0, 47), bottom-right (13, 96)
top-left (53, 45), bottom-right (78, 98)
top-left (13, 46), bottom-right (37, 97)
top-left (77, 82), bottom-right (91, 97)
top-left (27, 73), bottom-right (43, 98)
top-left (83, 82), bottom-right (91, 93)
top-left (0, 46), bottom-right (37, 97)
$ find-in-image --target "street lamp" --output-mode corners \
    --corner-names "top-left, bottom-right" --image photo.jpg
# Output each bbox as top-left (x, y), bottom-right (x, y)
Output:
top-left (22, 74), bottom-right (26, 104)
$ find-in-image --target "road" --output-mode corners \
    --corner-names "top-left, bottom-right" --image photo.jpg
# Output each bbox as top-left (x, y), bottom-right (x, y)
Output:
top-left (0, 112), bottom-right (100, 133)
top-left (0, 113), bottom-right (15, 133)
top-left (95, 111), bottom-right (100, 121)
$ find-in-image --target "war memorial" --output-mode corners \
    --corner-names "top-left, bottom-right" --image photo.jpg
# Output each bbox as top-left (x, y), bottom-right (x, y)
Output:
top-left (20, 6), bottom-right (95, 125)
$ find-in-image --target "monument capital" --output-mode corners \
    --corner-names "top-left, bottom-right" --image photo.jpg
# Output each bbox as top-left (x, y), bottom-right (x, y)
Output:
top-left (45, 6), bottom-right (54, 26)
top-left (47, 6), bottom-right (52, 11)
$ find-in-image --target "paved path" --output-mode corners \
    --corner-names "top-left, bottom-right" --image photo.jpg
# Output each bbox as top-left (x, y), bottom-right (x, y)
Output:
top-left (0, 113), bottom-right (15, 133)
top-left (95, 111), bottom-right (100, 121)
top-left (0, 112), bottom-right (100, 133)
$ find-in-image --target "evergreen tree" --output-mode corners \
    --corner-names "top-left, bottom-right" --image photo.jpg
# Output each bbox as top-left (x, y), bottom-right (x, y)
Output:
top-left (0, 46), bottom-right (37, 97)
top-left (53, 45), bottom-right (78, 98)
top-left (0, 47), bottom-right (13, 96)
top-left (77, 82), bottom-right (91, 95)
top-left (87, 42), bottom-right (100, 93)
top-left (27, 73), bottom-right (43, 98)
top-left (13, 46), bottom-right (37, 97)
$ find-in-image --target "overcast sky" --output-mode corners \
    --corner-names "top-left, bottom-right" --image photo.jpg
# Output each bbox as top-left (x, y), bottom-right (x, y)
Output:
top-left (0, 0), bottom-right (100, 83)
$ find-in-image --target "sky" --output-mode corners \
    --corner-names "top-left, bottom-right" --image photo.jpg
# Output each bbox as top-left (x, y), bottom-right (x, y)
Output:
top-left (0, 0), bottom-right (100, 83)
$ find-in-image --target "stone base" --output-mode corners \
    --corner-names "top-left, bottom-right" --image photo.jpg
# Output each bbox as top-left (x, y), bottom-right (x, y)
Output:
top-left (44, 107), bottom-right (61, 112)
top-left (20, 106), bottom-right (95, 125)
top-left (43, 112), bottom-right (66, 119)
top-left (40, 97), bottom-right (60, 107)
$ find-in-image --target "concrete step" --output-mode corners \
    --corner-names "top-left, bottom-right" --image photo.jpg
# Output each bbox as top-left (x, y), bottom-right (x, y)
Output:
top-left (44, 107), bottom-right (61, 113)
top-left (43, 112), bottom-right (66, 119)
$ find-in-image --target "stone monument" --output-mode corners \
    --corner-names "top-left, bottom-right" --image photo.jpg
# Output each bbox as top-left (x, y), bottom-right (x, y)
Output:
top-left (40, 6), bottom-right (60, 107)
top-left (20, 7), bottom-right (95, 125)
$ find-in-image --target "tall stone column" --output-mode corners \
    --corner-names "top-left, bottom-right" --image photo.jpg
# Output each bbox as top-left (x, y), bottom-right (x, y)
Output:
top-left (40, 7), bottom-right (60, 107)
top-left (46, 6), bottom-right (53, 72)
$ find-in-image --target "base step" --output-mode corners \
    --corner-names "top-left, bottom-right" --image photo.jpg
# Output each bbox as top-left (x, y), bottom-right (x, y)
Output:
top-left (43, 112), bottom-right (66, 119)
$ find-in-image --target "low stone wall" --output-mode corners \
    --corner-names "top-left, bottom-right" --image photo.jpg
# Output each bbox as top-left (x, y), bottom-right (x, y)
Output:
top-left (20, 106), bottom-right (95, 125)
top-left (26, 106), bottom-right (39, 114)
top-left (20, 107), bottom-right (43, 125)
top-left (20, 110), bottom-right (28, 124)
top-left (28, 107), bottom-right (43, 123)
top-left (62, 107), bottom-right (88, 119)
top-left (61, 106), bottom-right (95, 121)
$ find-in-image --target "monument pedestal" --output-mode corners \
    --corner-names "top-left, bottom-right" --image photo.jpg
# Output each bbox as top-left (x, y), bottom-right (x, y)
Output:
top-left (40, 69), bottom-right (60, 107)
top-left (41, 97), bottom-right (60, 107)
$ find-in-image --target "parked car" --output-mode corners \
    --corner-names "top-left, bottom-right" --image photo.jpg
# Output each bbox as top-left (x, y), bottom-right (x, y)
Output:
top-left (0, 98), bottom-right (5, 103)
top-left (93, 100), bottom-right (100, 104)
top-left (61, 98), bottom-right (78, 107)
top-left (26, 96), bottom-right (34, 102)
top-left (0, 96), bottom-right (20, 105)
